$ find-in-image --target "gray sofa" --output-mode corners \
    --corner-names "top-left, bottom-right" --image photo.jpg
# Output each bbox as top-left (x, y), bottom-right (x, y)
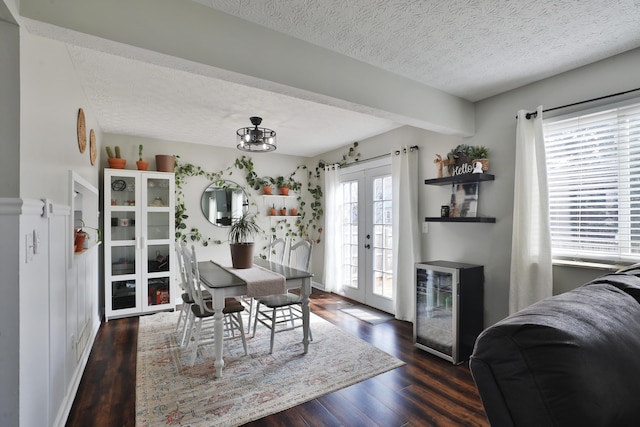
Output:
top-left (469, 264), bottom-right (640, 427)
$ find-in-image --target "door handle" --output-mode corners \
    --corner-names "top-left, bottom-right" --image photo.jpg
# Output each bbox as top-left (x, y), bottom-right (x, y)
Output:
top-left (364, 244), bottom-right (371, 249)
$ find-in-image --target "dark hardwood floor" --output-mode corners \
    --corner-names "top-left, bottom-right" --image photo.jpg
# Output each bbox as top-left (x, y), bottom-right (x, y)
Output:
top-left (66, 289), bottom-right (489, 427)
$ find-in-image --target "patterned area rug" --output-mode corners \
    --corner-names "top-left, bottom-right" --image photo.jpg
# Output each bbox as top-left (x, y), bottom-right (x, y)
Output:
top-left (136, 310), bottom-right (404, 426)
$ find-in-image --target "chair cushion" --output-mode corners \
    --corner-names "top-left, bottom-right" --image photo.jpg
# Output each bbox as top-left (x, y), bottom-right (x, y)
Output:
top-left (256, 293), bottom-right (301, 308)
top-left (181, 292), bottom-right (194, 304)
top-left (191, 298), bottom-right (245, 317)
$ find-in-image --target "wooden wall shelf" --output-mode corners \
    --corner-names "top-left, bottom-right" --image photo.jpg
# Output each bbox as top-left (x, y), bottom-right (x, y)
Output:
top-left (424, 216), bottom-right (496, 223)
top-left (424, 173), bottom-right (495, 186)
top-left (425, 173), bottom-right (496, 223)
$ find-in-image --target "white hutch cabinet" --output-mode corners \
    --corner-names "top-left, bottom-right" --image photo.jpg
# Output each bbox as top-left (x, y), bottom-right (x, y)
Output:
top-left (104, 169), bottom-right (175, 320)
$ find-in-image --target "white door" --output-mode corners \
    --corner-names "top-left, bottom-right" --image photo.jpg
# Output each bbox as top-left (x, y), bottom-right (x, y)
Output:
top-left (339, 162), bottom-right (394, 313)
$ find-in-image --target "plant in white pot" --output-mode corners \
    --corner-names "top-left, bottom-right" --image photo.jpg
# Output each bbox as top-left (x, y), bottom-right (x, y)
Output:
top-left (228, 211), bottom-right (262, 269)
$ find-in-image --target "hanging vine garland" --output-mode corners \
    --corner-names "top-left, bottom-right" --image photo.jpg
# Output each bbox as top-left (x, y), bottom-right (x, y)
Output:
top-left (173, 143), bottom-right (361, 255)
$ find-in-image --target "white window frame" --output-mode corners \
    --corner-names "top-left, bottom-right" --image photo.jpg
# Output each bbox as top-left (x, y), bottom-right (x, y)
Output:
top-left (543, 98), bottom-right (640, 265)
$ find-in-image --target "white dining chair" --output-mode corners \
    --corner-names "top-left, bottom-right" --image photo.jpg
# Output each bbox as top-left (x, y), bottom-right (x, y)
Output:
top-left (288, 239), bottom-right (312, 272)
top-left (252, 239), bottom-right (313, 353)
top-left (242, 237), bottom-right (288, 334)
top-left (183, 245), bottom-right (248, 365)
top-left (268, 237), bottom-right (287, 264)
top-left (174, 241), bottom-right (192, 347)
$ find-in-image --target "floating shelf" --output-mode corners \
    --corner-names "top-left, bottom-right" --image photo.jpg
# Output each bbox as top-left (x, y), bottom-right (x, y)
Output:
top-left (425, 173), bottom-right (496, 223)
top-left (424, 216), bottom-right (496, 223)
top-left (424, 173), bottom-right (495, 186)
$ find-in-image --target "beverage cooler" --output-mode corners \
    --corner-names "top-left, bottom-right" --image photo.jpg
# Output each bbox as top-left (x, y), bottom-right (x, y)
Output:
top-left (414, 261), bottom-right (484, 364)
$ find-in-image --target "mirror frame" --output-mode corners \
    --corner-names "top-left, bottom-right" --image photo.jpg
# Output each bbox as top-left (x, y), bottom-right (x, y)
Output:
top-left (200, 180), bottom-right (248, 227)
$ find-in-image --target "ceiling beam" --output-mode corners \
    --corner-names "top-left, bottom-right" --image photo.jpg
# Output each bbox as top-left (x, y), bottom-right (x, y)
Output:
top-left (20, 0), bottom-right (475, 136)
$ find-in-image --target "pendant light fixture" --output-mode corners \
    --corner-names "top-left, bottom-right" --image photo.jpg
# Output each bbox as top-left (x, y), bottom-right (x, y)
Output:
top-left (236, 116), bottom-right (277, 152)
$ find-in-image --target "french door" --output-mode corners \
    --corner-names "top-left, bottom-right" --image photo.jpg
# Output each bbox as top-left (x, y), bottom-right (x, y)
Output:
top-left (339, 162), bottom-right (394, 313)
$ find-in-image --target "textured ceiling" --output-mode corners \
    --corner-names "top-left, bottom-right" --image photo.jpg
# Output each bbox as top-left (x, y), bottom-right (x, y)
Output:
top-left (201, 0), bottom-right (640, 102)
top-left (66, 45), bottom-right (400, 158)
top-left (23, 0), bottom-right (640, 157)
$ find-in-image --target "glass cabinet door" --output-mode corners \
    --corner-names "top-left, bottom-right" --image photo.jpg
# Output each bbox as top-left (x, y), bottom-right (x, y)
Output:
top-left (415, 265), bottom-right (456, 359)
top-left (142, 174), bottom-right (174, 310)
top-left (106, 171), bottom-right (141, 314)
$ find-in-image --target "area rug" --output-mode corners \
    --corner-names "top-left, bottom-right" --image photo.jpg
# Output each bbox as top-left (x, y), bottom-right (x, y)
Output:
top-left (135, 310), bottom-right (404, 426)
top-left (339, 305), bottom-right (395, 325)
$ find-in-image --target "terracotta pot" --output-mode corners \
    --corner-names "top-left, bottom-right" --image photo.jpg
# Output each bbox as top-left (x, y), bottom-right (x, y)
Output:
top-left (136, 160), bottom-right (149, 171)
top-left (263, 185), bottom-right (273, 195)
top-left (155, 155), bottom-right (175, 172)
top-left (279, 186), bottom-right (289, 196)
top-left (74, 232), bottom-right (87, 253)
top-left (269, 208), bottom-right (276, 216)
top-left (280, 208), bottom-right (287, 216)
top-left (107, 158), bottom-right (126, 169)
top-left (230, 242), bottom-right (254, 269)
top-left (290, 208), bottom-right (298, 216)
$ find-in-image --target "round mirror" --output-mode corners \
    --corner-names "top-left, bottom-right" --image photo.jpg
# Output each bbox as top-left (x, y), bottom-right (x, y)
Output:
top-left (200, 181), bottom-right (248, 227)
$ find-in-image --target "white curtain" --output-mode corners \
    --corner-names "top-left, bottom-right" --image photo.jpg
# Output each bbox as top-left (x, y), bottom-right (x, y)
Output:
top-left (510, 106), bottom-right (553, 313)
top-left (322, 164), bottom-right (343, 293)
top-left (392, 146), bottom-right (422, 322)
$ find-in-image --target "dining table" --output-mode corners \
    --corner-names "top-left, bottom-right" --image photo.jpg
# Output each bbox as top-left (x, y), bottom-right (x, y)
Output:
top-left (197, 257), bottom-right (313, 377)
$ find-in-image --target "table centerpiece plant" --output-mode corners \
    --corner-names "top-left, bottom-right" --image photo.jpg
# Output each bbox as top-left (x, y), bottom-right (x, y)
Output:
top-left (228, 211), bottom-right (262, 269)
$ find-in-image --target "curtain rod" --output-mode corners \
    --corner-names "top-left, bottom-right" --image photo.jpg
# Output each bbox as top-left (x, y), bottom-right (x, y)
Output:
top-left (523, 87), bottom-right (640, 120)
top-left (340, 145), bottom-right (419, 168)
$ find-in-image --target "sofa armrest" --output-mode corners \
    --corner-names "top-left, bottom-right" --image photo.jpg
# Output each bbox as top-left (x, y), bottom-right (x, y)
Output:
top-left (468, 358), bottom-right (515, 427)
top-left (470, 282), bottom-right (640, 427)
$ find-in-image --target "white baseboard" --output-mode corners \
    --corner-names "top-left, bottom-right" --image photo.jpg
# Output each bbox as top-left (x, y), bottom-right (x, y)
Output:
top-left (52, 317), bottom-right (100, 427)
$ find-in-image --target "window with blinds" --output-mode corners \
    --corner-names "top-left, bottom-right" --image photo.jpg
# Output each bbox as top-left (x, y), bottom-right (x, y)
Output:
top-left (543, 101), bottom-right (640, 263)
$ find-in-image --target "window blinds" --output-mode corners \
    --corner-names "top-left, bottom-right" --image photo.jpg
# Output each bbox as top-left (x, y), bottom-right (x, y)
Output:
top-left (543, 102), bottom-right (640, 262)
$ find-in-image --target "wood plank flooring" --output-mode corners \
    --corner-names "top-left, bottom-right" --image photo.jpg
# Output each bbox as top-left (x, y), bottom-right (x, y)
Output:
top-left (66, 289), bottom-right (489, 427)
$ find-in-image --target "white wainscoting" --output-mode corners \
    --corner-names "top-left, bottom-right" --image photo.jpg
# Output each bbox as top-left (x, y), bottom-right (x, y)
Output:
top-left (0, 198), bottom-right (100, 427)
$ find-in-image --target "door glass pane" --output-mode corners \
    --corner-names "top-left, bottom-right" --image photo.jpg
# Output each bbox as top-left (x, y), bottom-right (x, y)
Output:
top-left (374, 270), bottom-right (383, 294)
top-left (341, 180), bottom-right (358, 289)
top-left (416, 268), bottom-right (453, 358)
top-left (147, 212), bottom-right (170, 240)
top-left (110, 212), bottom-right (136, 241)
top-left (147, 178), bottom-right (170, 207)
top-left (373, 224), bottom-right (383, 247)
top-left (148, 244), bottom-right (170, 273)
top-left (111, 246), bottom-right (135, 276)
top-left (372, 175), bottom-right (393, 298)
top-left (147, 277), bottom-right (170, 306)
top-left (110, 176), bottom-right (136, 206)
top-left (112, 280), bottom-right (136, 310)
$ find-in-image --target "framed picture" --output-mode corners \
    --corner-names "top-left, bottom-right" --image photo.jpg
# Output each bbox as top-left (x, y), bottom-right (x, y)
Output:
top-left (449, 183), bottom-right (478, 218)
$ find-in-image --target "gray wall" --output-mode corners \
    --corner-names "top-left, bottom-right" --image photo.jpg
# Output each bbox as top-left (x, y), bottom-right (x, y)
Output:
top-left (312, 47), bottom-right (640, 327)
top-left (468, 47), bottom-right (640, 325)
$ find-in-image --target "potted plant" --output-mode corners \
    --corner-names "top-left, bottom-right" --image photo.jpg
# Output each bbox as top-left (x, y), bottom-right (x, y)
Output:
top-left (106, 146), bottom-right (126, 169)
top-left (261, 177), bottom-right (273, 195)
top-left (136, 144), bottom-right (149, 170)
top-left (280, 207), bottom-right (287, 216)
top-left (269, 204), bottom-right (276, 216)
top-left (271, 176), bottom-right (290, 196)
top-left (271, 175), bottom-right (301, 196)
top-left (74, 219), bottom-right (102, 252)
top-left (469, 145), bottom-right (490, 171)
top-left (155, 154), bottom-right (175, 172)
top-left (228, 211), bottom-right (261, 269)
